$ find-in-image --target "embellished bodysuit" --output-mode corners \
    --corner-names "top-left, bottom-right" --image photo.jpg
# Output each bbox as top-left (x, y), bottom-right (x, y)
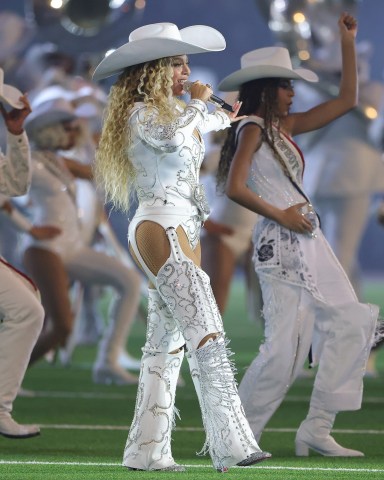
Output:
top-left (127, 99), bottom-right (230, 283)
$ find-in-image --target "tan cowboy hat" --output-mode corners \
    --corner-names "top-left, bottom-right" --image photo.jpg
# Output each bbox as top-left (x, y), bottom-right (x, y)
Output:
top-left (0, 68), bottom-right (24, 109)
top-left (92, 22), bottom-right (226, 81)
top-left (218, 47), bottom-right (318, 92)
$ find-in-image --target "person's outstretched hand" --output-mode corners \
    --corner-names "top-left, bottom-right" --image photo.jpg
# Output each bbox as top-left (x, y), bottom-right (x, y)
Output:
top-left (339, 12), bottom-right (358, 40)
top-left (226, 101), bottom-right (248, 123)
top-left (0, 95), bottom-right (31, 135)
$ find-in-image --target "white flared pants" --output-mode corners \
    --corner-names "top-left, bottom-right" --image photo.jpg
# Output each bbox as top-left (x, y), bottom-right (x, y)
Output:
top-left (239, 232), bottom-right (378, 440)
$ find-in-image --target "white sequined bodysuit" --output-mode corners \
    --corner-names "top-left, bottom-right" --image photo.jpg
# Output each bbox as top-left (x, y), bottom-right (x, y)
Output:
top-left (127, 99), bottom-right (230, 283)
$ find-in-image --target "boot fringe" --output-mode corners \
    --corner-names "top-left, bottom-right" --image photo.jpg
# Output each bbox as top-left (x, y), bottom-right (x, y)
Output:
top-left (372, 315), bottom-right (384, 348)
top-left (187, 335), bottom-right (239, 465)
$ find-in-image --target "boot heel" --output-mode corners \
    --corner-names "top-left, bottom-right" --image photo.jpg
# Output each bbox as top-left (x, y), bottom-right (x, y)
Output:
top-left (295, 440), bottom-right (309, 456)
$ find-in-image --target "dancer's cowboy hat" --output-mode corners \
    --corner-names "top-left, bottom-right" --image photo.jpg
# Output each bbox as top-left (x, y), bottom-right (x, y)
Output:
top-left (31, 85), bottom-right (104, 119)
top-left (218, 47), bottom-right (318, 92)
top-left (0, 68), bottom-right (24, 109)
top-left (25, 98), bottom-right (77, 136)
top-left (93, 22), bottom-right (226, 81)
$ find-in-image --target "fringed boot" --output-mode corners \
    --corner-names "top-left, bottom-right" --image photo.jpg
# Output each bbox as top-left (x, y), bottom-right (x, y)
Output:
top-left (123, 289), bottom-right (185, 471)
top-left (155, 228), bottom-right (271, 472)
top-left (186, 335), bottom-right (271, 471)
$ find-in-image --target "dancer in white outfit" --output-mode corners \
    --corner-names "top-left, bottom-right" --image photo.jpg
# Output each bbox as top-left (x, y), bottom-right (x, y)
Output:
top-left (217, 13), bottom-right (380, 457)
top-left (0, 69), bottom-right (44, 438)
top-left (93, 22), bottom-right (271, 472)
top-left (20, 97), bottom-right (142, 385)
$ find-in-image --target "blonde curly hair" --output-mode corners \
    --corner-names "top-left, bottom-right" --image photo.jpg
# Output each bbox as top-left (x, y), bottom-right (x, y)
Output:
top-left (95, 57), bottom-right (181, 212)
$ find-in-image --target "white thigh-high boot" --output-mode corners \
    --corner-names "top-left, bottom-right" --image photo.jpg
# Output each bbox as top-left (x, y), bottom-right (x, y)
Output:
top-left (296, 301), bottom-right (379, 457)
top-left (0, 261), bottom-right (44, 438)
top-left (156, 228), bottom-right (271, 472)
top-left (123, 289), bottom-right (186, 471)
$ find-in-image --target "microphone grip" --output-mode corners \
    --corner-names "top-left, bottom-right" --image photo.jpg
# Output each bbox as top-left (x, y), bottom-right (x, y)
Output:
top-left (210, 95), bottom-right (233, 112)
top-left (183, 81), bottom-right (233, 112)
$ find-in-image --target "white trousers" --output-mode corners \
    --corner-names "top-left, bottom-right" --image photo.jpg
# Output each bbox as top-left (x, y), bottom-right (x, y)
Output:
top-left (0, 259), bottom-right (44, 416)
top-left (239, 234), bottom-right (378, 440)
top-left (313, 194), bottom-right (371, 298)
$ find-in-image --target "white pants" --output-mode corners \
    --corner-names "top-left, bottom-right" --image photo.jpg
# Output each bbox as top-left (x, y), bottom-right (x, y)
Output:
top-left (239, 233), bottom-right (378, 440)
top-left (0, 259), bottom-right (44, 416)
top-left (313, 194), bottom-right (371, 298)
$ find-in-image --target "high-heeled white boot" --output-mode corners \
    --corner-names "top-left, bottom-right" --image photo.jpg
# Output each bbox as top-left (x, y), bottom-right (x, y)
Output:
top-left (123, 351), bottom-right (185, 470)
top-left (295, 408), bottom-right (364, 457)
top-left (155, 229), bottom-right (271, 471)
top-left (123, 289), bottom-right (186, 471)
top-left (186, 335), bottom-right (271, 471)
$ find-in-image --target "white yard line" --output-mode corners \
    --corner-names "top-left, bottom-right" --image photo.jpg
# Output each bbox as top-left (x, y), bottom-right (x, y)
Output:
top-left (18, 390), bottom-right (384, 404)
top-left (36, 423), bottom-right (384, 435)
top-left (0, 460), bottom-right (383, 473)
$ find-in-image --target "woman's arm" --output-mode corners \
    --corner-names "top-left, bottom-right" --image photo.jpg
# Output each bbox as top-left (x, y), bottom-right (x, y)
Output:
top-left (63, 157), bottom-right (93, 180)
top-left (289, 12), bottom-right (358, 136)
top-left (131, 98), bottom-right (210, 152)
top-left (226, 124), bottom-right (313, 234)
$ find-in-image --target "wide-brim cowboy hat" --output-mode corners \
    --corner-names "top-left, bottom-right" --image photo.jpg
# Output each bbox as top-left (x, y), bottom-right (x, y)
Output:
top-left (30, 85), bottom-right (103, 119)
top-left (218, 47), bottom-right (318, 92)
top-left (92, 22), bottom-right (226, 81)
top-left (0, 67), bottom-right (24, 109)
top-left (25, 98), bottom-right (77, 136)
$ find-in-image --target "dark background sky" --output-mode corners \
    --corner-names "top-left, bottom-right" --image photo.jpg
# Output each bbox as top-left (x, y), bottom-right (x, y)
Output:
top-left (1, 0), bottom-right (384, 273)
top-left (1, 0), bottom-right (384, 83)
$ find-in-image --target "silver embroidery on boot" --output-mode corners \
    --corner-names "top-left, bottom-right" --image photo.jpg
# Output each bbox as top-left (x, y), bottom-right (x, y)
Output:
top-left (154, 229), bottom-right (264, 470)
top-left (123, 289), bottom-right (185, 471)
top-left (186, 336), bottom-right (263, 470)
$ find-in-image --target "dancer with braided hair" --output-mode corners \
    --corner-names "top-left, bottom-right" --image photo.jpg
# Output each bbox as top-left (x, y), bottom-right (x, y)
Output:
top-left (217, 13), bottom-right (380, 457)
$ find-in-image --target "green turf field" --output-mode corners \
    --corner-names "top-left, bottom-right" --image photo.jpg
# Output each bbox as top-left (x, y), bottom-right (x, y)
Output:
top-left (1, 277), bottom-right (383, 479)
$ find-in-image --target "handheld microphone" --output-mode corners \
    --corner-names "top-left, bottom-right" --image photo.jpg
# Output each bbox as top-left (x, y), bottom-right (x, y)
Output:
top-left (183, 81), bottom-right (233, 112)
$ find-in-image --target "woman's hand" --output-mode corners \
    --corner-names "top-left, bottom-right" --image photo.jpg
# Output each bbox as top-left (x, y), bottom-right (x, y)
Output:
top-left (0, 95), bottom-right (31, 135)
top-left (339, 12), bottom-right (357, 40)
top-left (189, 81), bottom-right (214, 104)
top-left (277, 202), bottom-right (314, 235)
top-left (226, 101), bottom-right (248, 123)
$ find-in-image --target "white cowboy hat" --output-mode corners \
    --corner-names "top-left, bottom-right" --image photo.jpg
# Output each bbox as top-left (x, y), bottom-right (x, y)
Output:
top-left (218, 47), bottom-right (318, 92)
top-left (0, 68), bottom-right (24, 109)
top-left (31, 85), bottom-right (102, 118)
top-left (92, 22), bottom-right (226, 81)
top-left (25, 98), bottom-right (77, 135)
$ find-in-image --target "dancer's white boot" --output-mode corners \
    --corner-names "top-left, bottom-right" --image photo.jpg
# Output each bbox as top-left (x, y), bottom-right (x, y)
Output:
top-left (295, 408), bottom-right (364, 457)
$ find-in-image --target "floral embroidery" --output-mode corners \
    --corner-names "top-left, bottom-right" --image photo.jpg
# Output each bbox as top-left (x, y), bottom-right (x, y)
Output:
top-left (257, 243), bottom-right (274, 262)
top-left (253, 218), bottom-right (323, 301)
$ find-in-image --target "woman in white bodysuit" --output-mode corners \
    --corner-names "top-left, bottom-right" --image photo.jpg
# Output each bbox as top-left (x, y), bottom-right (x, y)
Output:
top-left (93, 22), bottom-right (271, 472)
